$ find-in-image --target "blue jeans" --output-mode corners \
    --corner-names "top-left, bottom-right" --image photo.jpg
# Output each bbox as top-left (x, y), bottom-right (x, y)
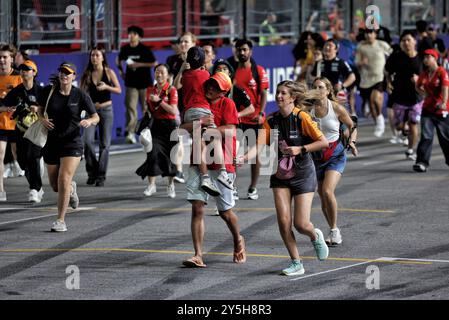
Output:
top-left (83, 105), bottom-right (114, 181)
top-left (416, 113), bottom-right (449, 167)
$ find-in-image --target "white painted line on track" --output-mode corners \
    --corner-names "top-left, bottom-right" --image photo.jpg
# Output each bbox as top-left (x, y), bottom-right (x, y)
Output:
top-left (381, 257), bottom-right (449, 264)
top-left (290, 260), bottom-right (374, 282)
top-left (0, 207), bottom-right (96, 226)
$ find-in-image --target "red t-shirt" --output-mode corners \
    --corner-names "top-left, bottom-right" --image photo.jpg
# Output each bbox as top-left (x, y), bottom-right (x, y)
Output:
top-left (207, 97), bottom-right (239, 173)
top-left (146, 82), bottom-right (178, 120)
top-left (417, 66), bottom-right (449, 116)
top-left (234, 65), bottom-right (269, 124)
top-left (181, 69), bottom-right (210, 112)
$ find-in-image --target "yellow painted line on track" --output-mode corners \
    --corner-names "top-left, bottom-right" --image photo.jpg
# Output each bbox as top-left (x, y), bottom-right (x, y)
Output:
top-left (0, 248), bottom-right (430, 265)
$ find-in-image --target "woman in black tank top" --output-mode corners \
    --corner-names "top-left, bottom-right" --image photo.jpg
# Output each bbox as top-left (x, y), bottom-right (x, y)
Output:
top-left (81, 48), bottom-right (121, 186)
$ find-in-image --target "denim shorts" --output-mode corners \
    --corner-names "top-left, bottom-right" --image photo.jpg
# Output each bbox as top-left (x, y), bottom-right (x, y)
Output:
top-left (314, 142), bottom-right (347, 181)
top-left (186, 166), bottom-right (235, 212)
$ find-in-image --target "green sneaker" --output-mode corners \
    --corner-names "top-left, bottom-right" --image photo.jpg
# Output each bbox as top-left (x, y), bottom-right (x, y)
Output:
top-left (312, 228), bottom-right (329, 261)
top-left (281, 259), bottom-right (305, 276)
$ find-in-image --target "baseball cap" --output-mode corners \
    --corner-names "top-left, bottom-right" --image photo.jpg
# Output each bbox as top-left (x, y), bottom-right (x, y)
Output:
top-left (424, 49), bottom-right (439, 60)
top-left (58, 61), bottom-right (77, 74)
top-left (210, 71), bottom-right (232, 92)
top-left (212, 59), bottom-right (235, 79)
top-left (186, 46), bottom-right (205, 70)
top-left (18, 59), bottom-right (38, 73)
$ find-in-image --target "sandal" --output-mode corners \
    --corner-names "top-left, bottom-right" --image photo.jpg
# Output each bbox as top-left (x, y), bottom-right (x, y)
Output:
top-left (233, 236), bottom-right (246, 264)
top-left (182, 256), bottom-right (207, 268)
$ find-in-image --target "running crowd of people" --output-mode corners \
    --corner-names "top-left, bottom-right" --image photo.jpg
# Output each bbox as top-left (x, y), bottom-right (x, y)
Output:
top-left (1, 20), bottom-right (448, 276)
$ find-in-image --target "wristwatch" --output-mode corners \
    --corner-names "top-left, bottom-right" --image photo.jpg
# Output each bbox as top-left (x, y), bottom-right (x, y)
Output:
top-left (301, 146), bottom-right (307, 155)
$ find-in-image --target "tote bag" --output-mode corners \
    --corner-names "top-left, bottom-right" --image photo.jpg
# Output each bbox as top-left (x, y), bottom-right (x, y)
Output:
top-left (24, 86), bottom-right (55, 147)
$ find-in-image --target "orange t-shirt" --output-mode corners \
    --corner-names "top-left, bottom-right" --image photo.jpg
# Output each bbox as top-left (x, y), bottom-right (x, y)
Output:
top-left (0, 70), bottom-right (22, 130)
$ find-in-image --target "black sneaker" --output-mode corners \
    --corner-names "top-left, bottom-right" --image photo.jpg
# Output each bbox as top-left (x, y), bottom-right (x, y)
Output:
top-left (87, 177), bottom-right (96, 185)
top-left (413, 163), bottom-right (427, 172)
top-left (95, 178), bottom-right (105, 187)
top-left (174, 171), bottom-right (185, 184)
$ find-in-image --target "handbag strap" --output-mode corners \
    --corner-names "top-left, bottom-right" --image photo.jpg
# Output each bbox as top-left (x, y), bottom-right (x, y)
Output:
top-left (42, 85), bottom-right (56, 117)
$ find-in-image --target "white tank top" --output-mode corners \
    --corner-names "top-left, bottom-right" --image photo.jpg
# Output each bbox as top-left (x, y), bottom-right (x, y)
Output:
top-left (310, 99), bottom-right (340, 143)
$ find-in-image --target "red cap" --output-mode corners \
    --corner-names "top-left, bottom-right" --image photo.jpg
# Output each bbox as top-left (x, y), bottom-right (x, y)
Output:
top-left (210, 71), bottom-right (232, 92)
top-left (424, 49), bottom-right (439, 60)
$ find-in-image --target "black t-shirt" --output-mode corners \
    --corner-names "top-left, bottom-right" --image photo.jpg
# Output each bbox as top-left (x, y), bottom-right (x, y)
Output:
top-left (385, 50), bottom-right (423, 106)
top-left (38, 85), bottom-right (96, 144)
top-left (118, 43), bottom-right (156, 89)
top-left (311, 58), bottom-right (353, 87)
top-left (231, 85), bottom-right (251, 112)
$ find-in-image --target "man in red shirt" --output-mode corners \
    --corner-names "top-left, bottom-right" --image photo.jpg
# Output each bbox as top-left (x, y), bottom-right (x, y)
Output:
top-left (233, 39), bottom-right (269, 200)
top-left (181, 74), bottom-right (246, 268)
top-left (414, 49), bottom-right (449, 172)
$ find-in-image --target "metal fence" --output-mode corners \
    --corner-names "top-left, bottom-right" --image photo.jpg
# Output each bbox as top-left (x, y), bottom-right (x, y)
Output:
top-left (3, 0), bottom-right (449, 52)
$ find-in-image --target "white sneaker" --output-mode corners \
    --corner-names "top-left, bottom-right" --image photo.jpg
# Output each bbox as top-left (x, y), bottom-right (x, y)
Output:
top-left (0, 191), bottom-right (6, 201)
top-left (232, 187), bottom-right (239, 201)
top-left (405, 149), bottom-right (417, 161)
top-left (69, 181), bottom-right (79, 209)
top-left (167, 184), bottom-right (176, 198)
top-left (200, 176), bottom-right (221, 196)
top-left (12, 161), bottom-right (25, 177)
top-left (51, 220), bottom-right (67, 232)
top-left (126, 133), bottom-right (137, 144)
top-left (3, 164), bottom-right (12, 179)
top-left (28, 189), bottom-right (44, 203)
top-left (402, 137), bottom-right (409, 147)
top-left (213, 206), bottom-right (220, 216)
top-left (216, 170), bottom-right (233, 190)
top-left (326, 228), bottom-right (342, 246)
top-left (389, 135), bottom-right (403, 144)
top-left (247, 187), bottom-right (259, 200)
top-left (143, 184), bottom-right (156, 196)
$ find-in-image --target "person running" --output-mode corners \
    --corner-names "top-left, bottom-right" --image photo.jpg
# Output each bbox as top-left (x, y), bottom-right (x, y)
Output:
top-left (81, 47), bottom-right (121, 187)
top-left (385, 30), bottom-right (423, 161)
top-left (310, 77), bottom-right (358, 246)
top-left (0, 43), bottom-right (23, 201)
top-left (240, 80), bottom-right (329, 276)
top-left (414, 49), bottom-right (449, 172)
top-left (310, 38), bottom-right (356, 113)
top-left (135, 63), bottom-right (179, 198)
top-left (181, 73), bottom-right (246, 268)
top-left (38, 62), bottom-right (99, 232)
top-left (117, 25), bottom-right (157, 144)
top-left (2, 59), bottom-right (44, 202)
top-left (355, 27), bottom-right (392, 138)
top-left (233, 38), bottom-right (269, 200)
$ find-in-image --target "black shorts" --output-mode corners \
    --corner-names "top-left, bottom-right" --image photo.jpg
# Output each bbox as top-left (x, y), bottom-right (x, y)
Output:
top-left (269, 165), bottom-right (317, 196)
top-left (0, 129), bottom-right (18, 142)
top-left (359, 81), bottom-right (384, 101)
top-left (238, 123), bottom-right (262, 148)
top-left (43, 141), bottom-right (83, 165)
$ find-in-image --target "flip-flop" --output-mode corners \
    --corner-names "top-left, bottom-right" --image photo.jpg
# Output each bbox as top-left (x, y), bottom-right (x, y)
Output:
top-left (182, 257), bottom-right (207, 268)
top-left (233, 236), bottom-right (246, 264)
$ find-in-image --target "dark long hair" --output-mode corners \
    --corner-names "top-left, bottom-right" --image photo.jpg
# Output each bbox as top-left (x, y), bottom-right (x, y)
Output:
top-left (80, 47), bottom-right (110, 91)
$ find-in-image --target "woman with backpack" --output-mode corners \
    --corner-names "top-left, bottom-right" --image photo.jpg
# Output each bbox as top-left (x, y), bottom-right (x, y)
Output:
top-left (310, 77), bottom-right (357, 246)
top-left (135, 63), bottom-right (180, 198)
top-left (81, 47), bottom-right (122, 187)
top-left (240, 80), bottom-right (329, 276)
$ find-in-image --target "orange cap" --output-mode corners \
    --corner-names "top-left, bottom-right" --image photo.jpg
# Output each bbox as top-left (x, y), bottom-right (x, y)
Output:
top-left (211, 71), bottom-right (232, 92)
top-left (19, 59), bottom-right (38, 73)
